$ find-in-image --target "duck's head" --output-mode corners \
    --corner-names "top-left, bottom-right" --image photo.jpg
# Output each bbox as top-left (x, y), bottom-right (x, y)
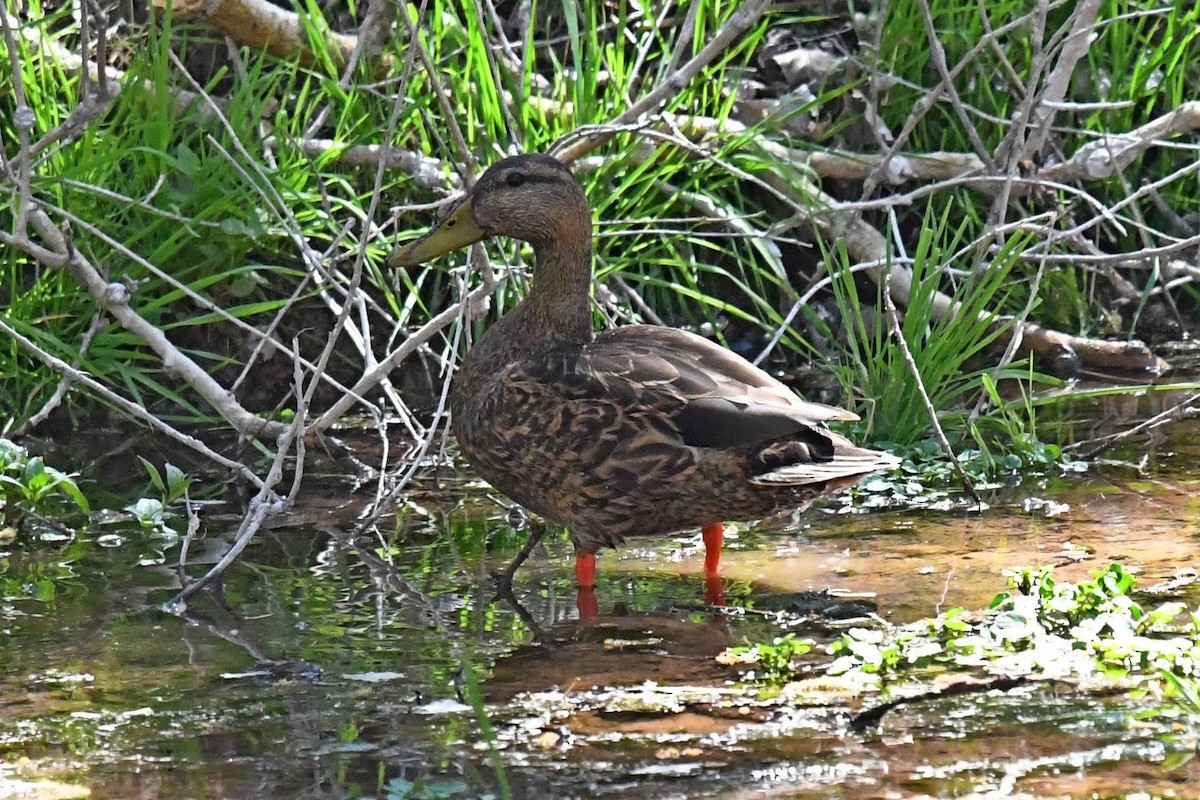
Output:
top-left (387, 153), bottom-right (590, 268)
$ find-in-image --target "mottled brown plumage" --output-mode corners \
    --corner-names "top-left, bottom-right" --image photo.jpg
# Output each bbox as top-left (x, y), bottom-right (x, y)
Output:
top-left (388, 153), bottom-right (898, 596)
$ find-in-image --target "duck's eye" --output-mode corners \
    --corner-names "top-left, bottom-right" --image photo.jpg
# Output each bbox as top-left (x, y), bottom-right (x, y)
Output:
top-left (505, 171), bottom-right (525, 187)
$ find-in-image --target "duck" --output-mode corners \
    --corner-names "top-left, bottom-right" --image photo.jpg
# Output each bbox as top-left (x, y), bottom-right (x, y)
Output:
top-left (387, 153), bottom-right (898, 615)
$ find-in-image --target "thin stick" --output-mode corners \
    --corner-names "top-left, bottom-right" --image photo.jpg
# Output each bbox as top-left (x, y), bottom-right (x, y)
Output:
top-left (23, 207), bottom-right (287, 441)
top-left (554, 0), bottom-right (772, 164)
top-left (0, 9), bottom-right (33, 237)
top-left (11, 312), bottom-right (106, 437)
top-left (881, 271), bottom-right (982, 505)
top-left (168, 404), bottom-right (307, 606)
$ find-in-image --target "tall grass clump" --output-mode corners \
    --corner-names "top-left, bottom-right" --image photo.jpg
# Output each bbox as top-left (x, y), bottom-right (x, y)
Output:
top-left (824, 200), bottom-right (1057, 458)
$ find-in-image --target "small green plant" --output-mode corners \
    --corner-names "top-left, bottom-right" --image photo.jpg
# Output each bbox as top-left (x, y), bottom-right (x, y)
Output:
top-left (825, 564), bottom-right (1197, 695)
top-left (1155, 665), bottom-right (1200, 718)
top-left (847, 430), bottom-right (1088, 508)
top-left (0, 438), bottom-right (90, 534)
top-left (990, 564), bottom-right (1196, 681)
top-left (722, 634), bottom-right (815, 685)
top-left (125, 497), bottom-right (168, 535)
top-left (730, 563), bottom-right (1200, 721)
top-left (137, 456), bottom-right (193, 505)
top-left (125, 458), bottom-right (193, 536)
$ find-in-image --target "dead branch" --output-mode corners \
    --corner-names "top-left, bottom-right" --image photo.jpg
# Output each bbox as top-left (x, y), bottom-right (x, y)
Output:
top-left (168, 456), bottom-right (288, 607)
top-left (10, 313), bottom-right (106, 437)
top-left (882, 271), bottom-right (982, 503)
top-left (1041, 102), bottom-right (1200, 183)
top-left (266, 73), bottom-right (1200, 249)
top-left (805, 200), bottom-right (1166, 376)
top-left (162, 0), bottom-right (366, 76)
top-left (168, 340), bottom-right (316, 607)
top-left (339, 95), bottom-right (1200, 207)
top-left (1066, 389), bottom-right (1200, 459)
top-left (308, 267), bottom-right (501, 434)
top-left (850, 676), bottom-right (1033, 731)
top-left (164, 47), bottom-right (427, 440)
top-left (347, 101), bottom-right (1173, 378)
top-left (1015, 0), bottom-right (1104, 164)
top-left (272, 137), bottom-right (454, 190)
top-left (1, 10), bottom-right (219, 139)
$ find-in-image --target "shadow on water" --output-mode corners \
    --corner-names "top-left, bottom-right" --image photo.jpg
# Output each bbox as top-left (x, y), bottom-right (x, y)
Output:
top-left (2, 407), bottom-right (1199, 798)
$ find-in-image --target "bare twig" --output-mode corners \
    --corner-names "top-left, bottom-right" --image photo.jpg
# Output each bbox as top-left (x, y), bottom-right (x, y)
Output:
top-left (309, 269), bottom-right (501, 434)
top-left (862, 2), bottom-right (1070, 199)
top-left (0, 9), bottom-right (33, 237)
top-left (166, 343), bottom-right (312, 608)
top-left (851, 676), bottom-right (1033, 731)
top-left (914, 0), bottom-right (995, 170)
top-left (754, 263), bottom-right (884, 366)
top-left (271, 137), bottom-right (454, 189)
top-left (166, 461), bottom-right (288, 607)
top-left (880, 261), bottom-right (981, 504)
top-left (554, 0), bottom-right (772, 165)
top-left (1042, 102), bottom-right (1200, 183)
top-left (339, 0), bottom-right (395, 84)
top-left (1, 9), bottom-right (218, 152)
top-left (20, 207), bottom-right (288, 440)
top-left (166, 48), bottom-right (424, 438)
top-left (11, 313), bottom-right (107, 437)
top-left (401, 0), bottom-right (474, 172)
top-left (1018, 0), bottom-right (1105, 163)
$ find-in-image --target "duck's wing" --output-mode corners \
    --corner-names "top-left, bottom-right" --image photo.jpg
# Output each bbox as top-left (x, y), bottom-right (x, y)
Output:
top-left (503, 325), bottom-right (896, 491)
top-left (522, 325), bottom-right (859, 453)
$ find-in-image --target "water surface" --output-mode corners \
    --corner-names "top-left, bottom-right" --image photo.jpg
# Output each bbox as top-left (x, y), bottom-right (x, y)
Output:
top-left (1, 415), bottom-right (1198, 798)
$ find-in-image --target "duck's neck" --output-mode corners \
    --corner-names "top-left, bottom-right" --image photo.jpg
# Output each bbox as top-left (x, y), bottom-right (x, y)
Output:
top-left (498, 219), bottom-right (594, 349)
top-left (524, 235), bottom-right (593, 338)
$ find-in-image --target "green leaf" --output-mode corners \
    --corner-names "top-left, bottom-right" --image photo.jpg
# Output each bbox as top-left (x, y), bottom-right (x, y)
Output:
top-left (126, 498), bottom-right (166, 528)
top-left (163, 463), bottom-right (192, 502)
top-left (44, 468), bottom-right (90, 513)
top-left (138, 456), bottom-right (166, 495)
top-left (23, 456), bottom-right (46, 486)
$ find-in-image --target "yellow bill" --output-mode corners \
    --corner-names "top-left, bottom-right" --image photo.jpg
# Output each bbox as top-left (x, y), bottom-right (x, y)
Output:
top-left (386, 197), bottom-right (487, 268)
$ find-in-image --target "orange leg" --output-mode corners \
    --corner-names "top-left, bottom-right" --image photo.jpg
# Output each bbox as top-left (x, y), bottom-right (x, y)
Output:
top-left (702, 523), bottom-right (726, 607)
top-left (575, 552), bottom-right (597, 588)
top-left (575, 552), bottom-right (599, 620)
top-left (576, 587), bottom-right (599, 620)
top-left (704, 571), bottom-right (726, 607)
top-left (702, 523), bottom-right (724, 573)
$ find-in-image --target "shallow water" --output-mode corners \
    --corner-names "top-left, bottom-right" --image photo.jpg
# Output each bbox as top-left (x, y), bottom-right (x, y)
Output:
top-left (1, 414), bottom-right (1199, 799)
